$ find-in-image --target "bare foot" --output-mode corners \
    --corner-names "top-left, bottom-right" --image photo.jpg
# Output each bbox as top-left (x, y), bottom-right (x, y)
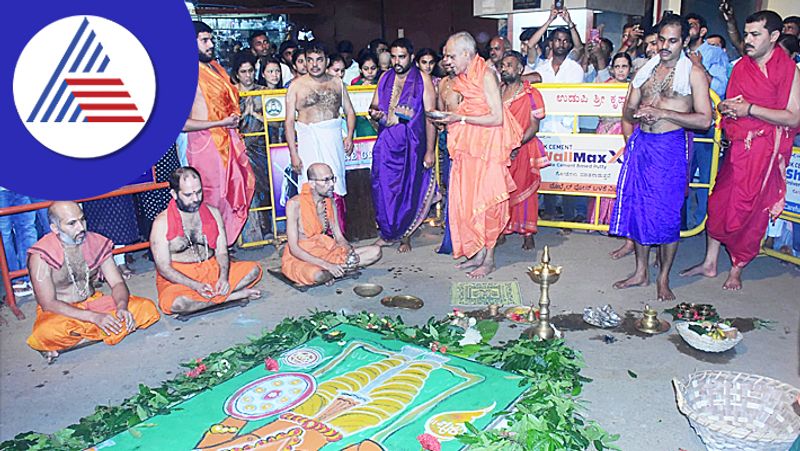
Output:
top-left (374, 238), bottom-right (392, 247)
top-left (613, 273), bottom-right (649, 289)
top-left (722, 267), bottom-right (742, 290)
top-left (680, 262), bottom-right (717, 278)
top-left (609, 241), bottom-right (634, 260)
top-left (242, 288), bottom-right (262, 300)
top-left (456, 249), bottom-right (486, 270)
top-left (656, 279), bottom-right (675, 301)
top-left (496, 235), bottom-right (507, 245)
top-left (468, 263), bottom-right (495, 279)
top-left (40, 350), bottom-right (59, 364)
top-left (522, 235), bottom-right (535, 250)
top-left (397, 238), bottom-right (412, 253)
top-left (557, 228), bottom-right (572, 236)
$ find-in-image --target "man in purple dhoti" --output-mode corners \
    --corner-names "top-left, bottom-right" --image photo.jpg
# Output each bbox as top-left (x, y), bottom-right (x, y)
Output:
top-left (609, 14), bottom-right (712, 301)
top-left (368, 38), bottom-right (438, 252)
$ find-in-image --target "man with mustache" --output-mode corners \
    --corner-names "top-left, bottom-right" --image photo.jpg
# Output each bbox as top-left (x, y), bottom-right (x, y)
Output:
top-left (26, 201), bottom-right (160, 363)
top-left (368, 38), bottom-right (437, 253)
top-left (610, 14), bottom-right (712, 301)
top-left (285, 43), bottom-right (356, 232)
top-left (183, 21), bottom-right (255, 247)
top-left (150, 167), bottom-right (263, 315)
top-left (282, 163), bottom-right (382, 286)
top-left (682, 10), bottom-right (800, 290)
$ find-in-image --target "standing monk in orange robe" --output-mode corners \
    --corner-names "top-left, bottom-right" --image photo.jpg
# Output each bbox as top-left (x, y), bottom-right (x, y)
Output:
top-left (27, 202), bottom-right (160, 363)
top-left (682, 11), bottom-right (800, 290)
top-left (183, 21), bottom-right (255, 246)
top-left (432, 32), bottom-right (523, 278)
top-left (282, 163), bottom-right (382, 286)
top-left (499, 50), bottom-right (548, 250)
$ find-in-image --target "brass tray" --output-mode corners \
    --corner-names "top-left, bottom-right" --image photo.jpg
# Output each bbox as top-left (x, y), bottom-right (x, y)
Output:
top-left (634, 318), bottom-right (671, 334)
top-left (353, 283), bottom-right (383, 298)
top-left (381, 295), bottom-right (423, 310)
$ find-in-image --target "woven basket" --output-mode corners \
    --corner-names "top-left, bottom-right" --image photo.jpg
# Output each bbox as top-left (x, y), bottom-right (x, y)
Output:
top-left (673, 371), bottom-right (800, 451)
top-left (676, 322), bottom-right (743, 353)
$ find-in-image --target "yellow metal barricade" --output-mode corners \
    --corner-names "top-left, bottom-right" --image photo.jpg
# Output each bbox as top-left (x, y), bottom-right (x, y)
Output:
top-left (534, 83), bottom-right (723, 238)
top-left (761, 146), bottom-right (800, 266)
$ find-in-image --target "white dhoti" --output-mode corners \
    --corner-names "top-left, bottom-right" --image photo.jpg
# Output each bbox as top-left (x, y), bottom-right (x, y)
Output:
top-left (295, 118), bottom-right (347, 196)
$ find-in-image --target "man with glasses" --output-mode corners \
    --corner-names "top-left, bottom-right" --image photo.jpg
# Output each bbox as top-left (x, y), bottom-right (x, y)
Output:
top-left (282, 163), bottom-right (382, 286)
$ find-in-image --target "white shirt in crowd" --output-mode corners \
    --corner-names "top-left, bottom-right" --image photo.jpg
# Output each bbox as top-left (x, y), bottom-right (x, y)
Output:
top-left (534, 57), bottom-right (585, 133)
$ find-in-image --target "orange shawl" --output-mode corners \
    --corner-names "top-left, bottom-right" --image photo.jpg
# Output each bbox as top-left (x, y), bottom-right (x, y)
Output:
top-left (28, 232), bottom-right (113, 271)
top-left (197, 60), bottom-right (241, 168)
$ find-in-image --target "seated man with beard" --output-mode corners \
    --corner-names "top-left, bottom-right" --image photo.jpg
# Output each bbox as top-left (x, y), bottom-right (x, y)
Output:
top-left (27, 201), bottom-right (160, 362)
top-left (150, 167), bottom-right (263, 315)
top-left (282, 163), bottom-right (382, 286)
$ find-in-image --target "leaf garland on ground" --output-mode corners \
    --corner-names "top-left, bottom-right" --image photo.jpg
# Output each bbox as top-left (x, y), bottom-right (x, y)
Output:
top-left (1, 311), bottom-right (618, 451)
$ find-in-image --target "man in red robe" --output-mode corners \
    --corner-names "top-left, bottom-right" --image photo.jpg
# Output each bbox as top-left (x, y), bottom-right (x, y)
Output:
top-left (183, 21), bottom-right (255, 246)
top-left (498, 50), bottom-right (548, 250)
top-left (682, 10), bottom-right (800, 289)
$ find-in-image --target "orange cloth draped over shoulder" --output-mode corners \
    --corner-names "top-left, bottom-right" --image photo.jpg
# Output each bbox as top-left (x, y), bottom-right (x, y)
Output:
top-left (447, 55), bottom-right (523, 258)
top-left (188, 60), bottom-right (255, 246)
top-left (282, 183), bottom-right (350, 285)
top-left (505, 81), bottom-right (548, 236)
top-left (26, 232), bottom-right (160, 352)
top-left (155, 202), bottom-right (262, 314)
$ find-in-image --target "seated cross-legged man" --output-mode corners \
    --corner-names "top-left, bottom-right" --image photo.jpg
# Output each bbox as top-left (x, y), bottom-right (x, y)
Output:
top-left (26, 201), bottom-right (160, 362)
top-left (282, 163), bottom-right (382, 286)
top-left (150, 167), bottom-right (262, 315)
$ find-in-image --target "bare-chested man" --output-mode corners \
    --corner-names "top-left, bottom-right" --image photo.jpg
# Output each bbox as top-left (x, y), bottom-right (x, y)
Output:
top-left (27, 202), bottom-right (160, 362)
top-left (183, 21), bottom-right (255, 246)
top-left (282, 163), bottom-right (382, 286)
top-left (487, 36), bottom-right (511, 75)
top-left (285, 42), bottom-right (356, 227)
top-left (609, 14), bottom-right (713, 301)
top-left (150, 167), bottom-right (262, 315)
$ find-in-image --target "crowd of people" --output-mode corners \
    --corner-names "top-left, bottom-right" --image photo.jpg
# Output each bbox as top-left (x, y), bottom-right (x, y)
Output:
top-left (1, 4), bottom-right (799, 360)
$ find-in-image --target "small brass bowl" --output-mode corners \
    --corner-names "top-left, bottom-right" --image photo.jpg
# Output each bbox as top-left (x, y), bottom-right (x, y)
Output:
top-left (381, 295), bottom-right (424, 310)
top-left (353, 283), bottom-right (383, 298)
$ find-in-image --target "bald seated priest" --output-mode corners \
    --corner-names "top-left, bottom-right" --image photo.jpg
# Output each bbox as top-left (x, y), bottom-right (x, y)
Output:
top-left (150, 166), bottom-right (263, 315)
top-left (282, 163), bottom-right (382, 285)
top-left (26, 201), bottom-right (160, 362)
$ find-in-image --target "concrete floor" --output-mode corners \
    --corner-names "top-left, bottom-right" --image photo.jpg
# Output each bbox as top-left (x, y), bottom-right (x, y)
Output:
top-left (1, 225), bottom-right (798, 450)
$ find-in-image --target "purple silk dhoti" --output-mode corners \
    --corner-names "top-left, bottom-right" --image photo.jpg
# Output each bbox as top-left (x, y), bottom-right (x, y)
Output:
top-left (372, 66), bottom-right (436, 241)
top-left (609, 127), bottom-right (688, 245)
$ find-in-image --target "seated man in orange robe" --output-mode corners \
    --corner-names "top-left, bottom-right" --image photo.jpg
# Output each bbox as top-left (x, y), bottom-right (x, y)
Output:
top-left (27, 201), bottom-right (160, 362)
top-left (150, 167), bottom-right (262, 315)
top-left (432, 32), bottom-right (523, 278)
top-left (282, 163), bottom-right (382, 286)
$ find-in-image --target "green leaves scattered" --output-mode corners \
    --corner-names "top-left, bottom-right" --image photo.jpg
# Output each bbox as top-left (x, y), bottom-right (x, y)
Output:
top-left (1, 311), bottom-right (617, 451)
top-left (627, 370), bottom-right (638, 379)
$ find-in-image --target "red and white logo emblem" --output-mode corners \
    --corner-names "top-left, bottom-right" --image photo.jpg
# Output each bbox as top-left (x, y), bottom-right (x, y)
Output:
top-left (13, 15), bottom-right (156, 158)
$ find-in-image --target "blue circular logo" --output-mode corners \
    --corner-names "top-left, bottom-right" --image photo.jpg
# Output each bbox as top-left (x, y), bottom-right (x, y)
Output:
top-left (3, 0), bottom-right (197, 199)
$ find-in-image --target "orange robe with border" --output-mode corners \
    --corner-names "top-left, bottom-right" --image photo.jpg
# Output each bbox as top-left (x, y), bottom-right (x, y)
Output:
top-left (26, 232), bottom-right (160, 352)
top-left (447, 55), bottom-right (523, 258)
top-left (505, 81), bottom-right (548, 236)
top-left (156, 200), bottom-right (262, 314)
top-left (188, 60), bottom-right (256, 246)
top-left (281, 184), bottom-right (350, 285)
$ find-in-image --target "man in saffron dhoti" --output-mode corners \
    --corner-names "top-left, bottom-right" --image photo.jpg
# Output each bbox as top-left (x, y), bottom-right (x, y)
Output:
top-left (27, 202), bottom-right (160, 363)
top-left (610, 14), bottom-right (713, 301)
top-left (285, 43), bottom-right (356, 231)
top-left (368, 38), bottom-right (438, 253)
top-left (183, 21), bottom-right (255, 246)
top-left (150, 167), bottom-right (263, 315)
top-left (498, 50), bottom-right (548, 250)
top-left (282, 164), bottom-right (382, 286)
top-left (682, 10), bottom-right (800, 290)
top-left (432, 32), bottom-right (523, 278)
